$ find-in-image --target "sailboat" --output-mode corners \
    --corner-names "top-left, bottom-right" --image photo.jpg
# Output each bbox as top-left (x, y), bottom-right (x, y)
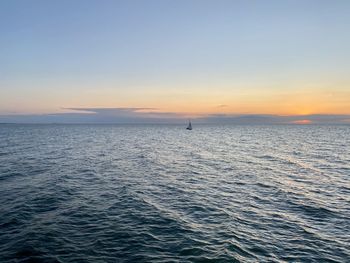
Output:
top-left (186, 120), bottom-right (192, 130)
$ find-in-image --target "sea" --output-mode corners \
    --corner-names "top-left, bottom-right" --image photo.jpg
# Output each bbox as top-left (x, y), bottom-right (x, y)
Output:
top-left (0, 124), bottom-right (349, 263)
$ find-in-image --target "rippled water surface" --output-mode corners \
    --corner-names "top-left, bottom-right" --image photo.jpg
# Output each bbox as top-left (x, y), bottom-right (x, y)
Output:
top-left (0, 124), bottom-right (349, 262)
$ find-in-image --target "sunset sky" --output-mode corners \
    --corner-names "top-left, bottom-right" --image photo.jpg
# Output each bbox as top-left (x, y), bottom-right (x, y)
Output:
top-left (1, 0), bottom-right (350, 121)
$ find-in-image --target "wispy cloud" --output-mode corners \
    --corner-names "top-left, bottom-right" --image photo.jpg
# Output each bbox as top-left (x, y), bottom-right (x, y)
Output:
top-left (65, 107), bottom-right (186, 119)
top-left (216, 104), bottom-right (228, 108)
top-left (0, 108), bottom-right (187, 123)
top-left (65, 107), bottom-right (158, 113)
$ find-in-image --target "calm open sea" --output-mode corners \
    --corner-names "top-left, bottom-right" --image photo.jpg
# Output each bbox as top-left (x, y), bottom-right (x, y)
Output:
top-left (0, 124), bottom-right (349, 262)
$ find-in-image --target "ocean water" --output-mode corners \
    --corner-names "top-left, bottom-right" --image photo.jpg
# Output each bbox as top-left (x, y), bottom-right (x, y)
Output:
top-left (0, 124), bottom-right (349, 263)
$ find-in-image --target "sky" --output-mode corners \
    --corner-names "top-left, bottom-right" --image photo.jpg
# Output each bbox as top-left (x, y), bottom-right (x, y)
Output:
top-left (1, 0), bottom-right (350, 123)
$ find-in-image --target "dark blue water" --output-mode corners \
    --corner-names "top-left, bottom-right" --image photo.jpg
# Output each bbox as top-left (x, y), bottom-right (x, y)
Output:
top-left (0, 124), bottom-right (349, 262)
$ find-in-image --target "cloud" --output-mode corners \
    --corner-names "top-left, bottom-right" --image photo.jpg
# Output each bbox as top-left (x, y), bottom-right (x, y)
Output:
top-left (65, 107), bottom-right (158, 114)
top-left (0, 108), bottom-right (349, 124)
top-left (216, 104), bottom-right (228, 108)
top-left (0, 108), bottom-right (186, 123)
top-left (65, 107), bottom-right (186, 119)
top-left (197, 114), bottom-right (350, 125)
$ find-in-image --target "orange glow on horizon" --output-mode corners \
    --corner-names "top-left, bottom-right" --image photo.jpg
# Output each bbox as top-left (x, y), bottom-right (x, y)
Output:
top-left (2, 85), bottom-right (350, 116)
top-left (291, 120), bottom-right (312, 125)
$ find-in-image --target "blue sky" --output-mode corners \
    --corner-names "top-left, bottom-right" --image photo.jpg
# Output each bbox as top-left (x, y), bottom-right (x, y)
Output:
top-left (1, 0), bottom-right (350, 122)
